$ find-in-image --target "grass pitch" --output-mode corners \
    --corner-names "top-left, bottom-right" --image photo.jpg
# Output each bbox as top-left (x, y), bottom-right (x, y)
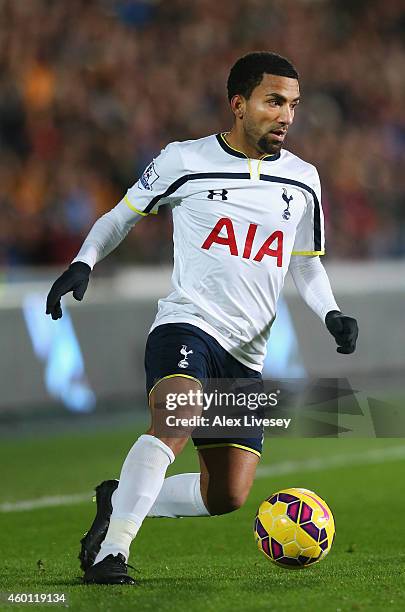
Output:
top-left (1, 426), bottom-right (405, 611)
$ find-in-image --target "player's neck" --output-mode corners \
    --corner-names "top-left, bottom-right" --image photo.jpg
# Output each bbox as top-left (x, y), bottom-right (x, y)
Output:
top-left (224, 129), bottom-right (265, 160)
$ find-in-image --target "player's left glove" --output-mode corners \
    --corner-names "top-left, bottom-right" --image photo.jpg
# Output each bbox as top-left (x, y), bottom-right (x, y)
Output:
top-left (325, 310), bottom-right (358, 354)
top-left (46, 262), bottom-right (91, 320)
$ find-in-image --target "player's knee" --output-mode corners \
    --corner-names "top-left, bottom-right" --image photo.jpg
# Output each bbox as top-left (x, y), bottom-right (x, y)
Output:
top-left (209, 490), bottom-right (248, 515)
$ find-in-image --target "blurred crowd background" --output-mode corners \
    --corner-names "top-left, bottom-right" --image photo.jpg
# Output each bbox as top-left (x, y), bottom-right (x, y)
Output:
top-left (0, 0), bottom-right (404, 267)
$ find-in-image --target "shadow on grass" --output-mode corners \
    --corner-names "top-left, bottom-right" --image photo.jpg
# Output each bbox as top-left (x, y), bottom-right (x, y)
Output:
top-left (38, 577), bottom-right (85, 587)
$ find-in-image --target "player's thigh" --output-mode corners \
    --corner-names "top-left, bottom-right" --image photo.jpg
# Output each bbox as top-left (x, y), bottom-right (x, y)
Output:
top-left (147, 376), bottom-right (203, 455)
top-left (198, 445), bottom-right (260, 514)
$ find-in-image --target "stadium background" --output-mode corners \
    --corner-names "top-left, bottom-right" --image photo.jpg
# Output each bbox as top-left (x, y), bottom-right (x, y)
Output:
top-left (1, 1), bottom-right (405, 610)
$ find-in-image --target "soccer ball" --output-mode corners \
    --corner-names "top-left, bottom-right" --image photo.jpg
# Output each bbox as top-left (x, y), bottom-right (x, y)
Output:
top-left (254, 487), bottom-right (335, 569)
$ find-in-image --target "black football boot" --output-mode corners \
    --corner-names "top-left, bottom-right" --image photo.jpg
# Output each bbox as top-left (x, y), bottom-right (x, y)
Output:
top-left (79, 479), bottom-right (118, 572)
top-left (83, 553), bottom-right (136, 585)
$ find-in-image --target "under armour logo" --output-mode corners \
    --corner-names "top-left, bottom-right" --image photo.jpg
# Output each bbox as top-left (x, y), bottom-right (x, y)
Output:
top-left (282, 188), bottom-right (293, 220)
top-left (178, 345), bottom-right (193, 369)
top-left (208, 189), bottom-right (228, 200)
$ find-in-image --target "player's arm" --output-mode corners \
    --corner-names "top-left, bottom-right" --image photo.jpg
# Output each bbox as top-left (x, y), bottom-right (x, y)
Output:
top-left (46, 142), bottom-right (184, 319)
top-left (289, 256), bottom-right (358, 354)
top-left (289, 167), bottom-right (358, 354)
top-left (45, 201), bottom-right (143, 319)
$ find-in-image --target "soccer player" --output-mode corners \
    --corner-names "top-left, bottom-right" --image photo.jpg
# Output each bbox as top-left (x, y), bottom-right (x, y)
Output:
top-left (46, 52), bottom-right (358, 584)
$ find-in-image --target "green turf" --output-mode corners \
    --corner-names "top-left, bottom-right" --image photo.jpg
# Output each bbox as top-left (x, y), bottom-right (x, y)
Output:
top-left (1, 427), bottom-right (405, 611)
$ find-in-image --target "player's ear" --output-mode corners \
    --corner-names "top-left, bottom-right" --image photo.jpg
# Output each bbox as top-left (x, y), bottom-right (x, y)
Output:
top-left (230, 94), bottom-right (245, 120)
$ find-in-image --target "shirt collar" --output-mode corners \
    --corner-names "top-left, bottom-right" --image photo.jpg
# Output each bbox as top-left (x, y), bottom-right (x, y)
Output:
top-left (216, 133), bottom-right (281, 162)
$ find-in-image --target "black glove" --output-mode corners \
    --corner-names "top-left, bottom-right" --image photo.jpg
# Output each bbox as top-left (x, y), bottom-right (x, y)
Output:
top-left (46, 262), bottom-right (91, 320)
top-left (325, 310), bottom-right (358, 354)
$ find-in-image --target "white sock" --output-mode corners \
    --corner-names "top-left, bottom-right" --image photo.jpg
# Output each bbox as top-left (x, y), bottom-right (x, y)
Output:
top-left (147, 473), bottom-right (210, 518)
top-left (94, 434), bottom-right (174, 563)
top-left (109, 473), bottom-right (210, 517)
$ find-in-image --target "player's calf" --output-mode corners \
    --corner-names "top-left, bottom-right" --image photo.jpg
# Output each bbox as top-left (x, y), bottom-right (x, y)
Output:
top-left (198, 445), bottom-right (259, 516)
top-left (204, 488), bottom-right (250, 515)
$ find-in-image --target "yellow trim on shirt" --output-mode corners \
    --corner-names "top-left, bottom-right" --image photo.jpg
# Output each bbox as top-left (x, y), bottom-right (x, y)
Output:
top-left (222, 133), bottom-right (254, 178)
top-left (221, 133), bottom-right (247, 157)
top-left (247, 158), bottom-right (253, 179)
top-left (148, 374), bottom-right (203, 401)
top-left (222, 133), bottom-right (276, 178)
top-left (194, 442), bottom-right (261, 458)
top-left (124, 195), bottom-right (148, 216)
top-left (291, 250), bottom-right (325, 256)
top-left (124, 195), bottom-right (158, 216)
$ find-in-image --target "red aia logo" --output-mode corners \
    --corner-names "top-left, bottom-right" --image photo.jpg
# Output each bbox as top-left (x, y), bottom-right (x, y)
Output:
top-left (201, 218), bottom-right (283, 267)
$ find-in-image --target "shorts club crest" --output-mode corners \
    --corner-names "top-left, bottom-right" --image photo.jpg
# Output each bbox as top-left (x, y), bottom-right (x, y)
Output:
top-left (178, 345), bottom-right (193, 369)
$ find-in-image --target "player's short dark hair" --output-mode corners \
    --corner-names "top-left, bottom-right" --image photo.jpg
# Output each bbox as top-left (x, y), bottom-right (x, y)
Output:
top-left (227, 52), bottom-right (299, 102)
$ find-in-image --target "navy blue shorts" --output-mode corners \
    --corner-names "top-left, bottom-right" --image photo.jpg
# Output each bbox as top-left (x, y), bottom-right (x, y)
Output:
top-left (144, 323), bottom-right (263, 457)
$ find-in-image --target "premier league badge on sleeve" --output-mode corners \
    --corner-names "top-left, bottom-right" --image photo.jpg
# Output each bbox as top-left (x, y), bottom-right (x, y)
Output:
top-left (138, 160), bottom-right (159, 190)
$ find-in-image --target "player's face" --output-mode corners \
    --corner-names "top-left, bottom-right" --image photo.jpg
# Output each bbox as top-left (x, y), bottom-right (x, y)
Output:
top-left (242, 74), bottom-right (300, 155)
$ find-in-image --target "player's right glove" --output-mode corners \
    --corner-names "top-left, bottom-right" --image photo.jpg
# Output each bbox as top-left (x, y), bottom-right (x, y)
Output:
top-left (46, 261), bottom-right (91, 320)
top-left (325, 310), bottom-right (359, 354)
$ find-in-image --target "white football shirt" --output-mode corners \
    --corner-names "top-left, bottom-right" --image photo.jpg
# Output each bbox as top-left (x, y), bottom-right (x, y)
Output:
top-left (125, 133), bottom-right (325, 371)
